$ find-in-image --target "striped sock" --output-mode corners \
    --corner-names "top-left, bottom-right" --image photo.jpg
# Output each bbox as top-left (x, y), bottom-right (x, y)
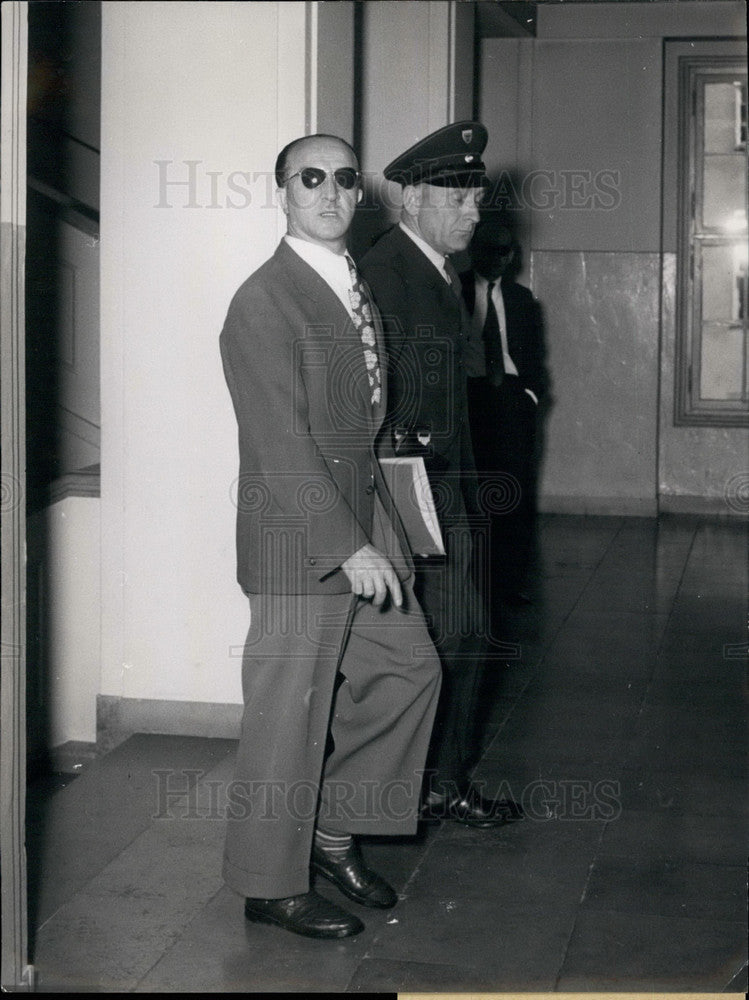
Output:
top-left (314, 827), bottom-right (353, 862)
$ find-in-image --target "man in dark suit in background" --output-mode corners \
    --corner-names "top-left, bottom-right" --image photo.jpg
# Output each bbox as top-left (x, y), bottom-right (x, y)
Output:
top-left (462, 218), bottom-right (548, 608)
top-left (219, 133), bottom-right (441, 940)
top-left (360, 123), bottom-right (521, 828)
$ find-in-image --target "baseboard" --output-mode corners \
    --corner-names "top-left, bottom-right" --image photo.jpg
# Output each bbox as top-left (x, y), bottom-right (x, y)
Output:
top-left (538, 492), bottom-right (747, 519)
top-left (658, 493), bottom-right (747, 518)
top-left (96, 695), bottom-right (242, 754)
top-left (538, 494), bottom-right (658, 517)
top-left (50, 740), bottom-right (98, 774)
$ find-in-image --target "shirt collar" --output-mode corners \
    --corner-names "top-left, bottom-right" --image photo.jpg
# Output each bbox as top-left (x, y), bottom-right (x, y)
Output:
top-left (398, 221), bottom-right (450, 281)
top-left (285, 234), bottom-right (349, 272)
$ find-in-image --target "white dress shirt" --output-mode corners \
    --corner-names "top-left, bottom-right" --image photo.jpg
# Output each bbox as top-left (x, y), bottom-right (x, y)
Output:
top-left (472, 273), bottom-right (538, 403)
top-left (471, 274), bottom-right (518, 377)
top-left (284, 235), bottom-right (356, 320)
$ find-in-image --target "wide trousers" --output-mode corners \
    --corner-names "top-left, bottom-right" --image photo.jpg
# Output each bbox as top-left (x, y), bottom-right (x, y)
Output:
top-left (222, 585), bottom-right (441, 900)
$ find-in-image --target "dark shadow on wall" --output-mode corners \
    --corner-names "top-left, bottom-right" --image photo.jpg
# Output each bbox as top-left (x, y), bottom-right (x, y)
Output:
top-left (349, 172), bottom-right (398, 262)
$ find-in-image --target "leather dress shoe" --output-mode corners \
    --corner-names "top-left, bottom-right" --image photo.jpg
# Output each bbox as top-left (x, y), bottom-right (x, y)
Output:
top-left (421, 787), bottom-right (524, 829)
top-left (311, 840), bottom-right (398, 909)
top-left (244, 891), bottom-right (364, 939)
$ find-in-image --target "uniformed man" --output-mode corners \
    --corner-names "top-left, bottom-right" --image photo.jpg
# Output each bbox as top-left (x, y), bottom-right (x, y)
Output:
top-left (360, 122), bottom-right (522, 828)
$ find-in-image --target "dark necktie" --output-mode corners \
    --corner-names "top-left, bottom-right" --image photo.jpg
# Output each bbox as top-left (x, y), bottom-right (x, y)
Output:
top-left (483, 281), bottom-right (505, 387)
top-left (443, 256), bottom-right (463, 299)
top-left (346, 257), bottom-right (382, 406)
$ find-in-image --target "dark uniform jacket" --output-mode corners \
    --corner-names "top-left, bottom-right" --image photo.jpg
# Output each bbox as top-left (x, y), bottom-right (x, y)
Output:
top-left (359, 225), bottom-right (479, 523)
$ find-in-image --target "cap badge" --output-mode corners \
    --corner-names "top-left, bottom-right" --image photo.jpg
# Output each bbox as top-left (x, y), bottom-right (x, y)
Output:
top-left (461, 129), bottom-right (473, 145)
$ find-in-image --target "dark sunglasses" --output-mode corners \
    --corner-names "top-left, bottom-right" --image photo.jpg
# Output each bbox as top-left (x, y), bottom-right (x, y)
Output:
top-left (285, 166), bottom-right (361, 190)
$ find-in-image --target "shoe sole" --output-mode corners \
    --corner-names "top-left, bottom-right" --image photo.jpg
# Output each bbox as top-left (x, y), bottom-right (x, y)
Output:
top-left (244, 907), bottom-right (363, 939)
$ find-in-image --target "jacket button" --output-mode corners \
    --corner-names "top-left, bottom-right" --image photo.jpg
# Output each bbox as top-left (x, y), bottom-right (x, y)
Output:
top-left (308, 558), bottom-right (317, 566)
top-left (365, 484), bottom-right (375, 494)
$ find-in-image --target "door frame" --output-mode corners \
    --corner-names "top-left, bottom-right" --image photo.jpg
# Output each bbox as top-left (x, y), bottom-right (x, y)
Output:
top-left (1, 0), bottom-right (32, 989)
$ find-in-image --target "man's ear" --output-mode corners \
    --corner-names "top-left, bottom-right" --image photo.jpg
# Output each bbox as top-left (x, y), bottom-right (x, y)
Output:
top-left (401, 184), bottom-right (421, 218)
top-left (277, 186), bottom-right (289, 216)
top-left (357, 187), bottom-right (363, 204)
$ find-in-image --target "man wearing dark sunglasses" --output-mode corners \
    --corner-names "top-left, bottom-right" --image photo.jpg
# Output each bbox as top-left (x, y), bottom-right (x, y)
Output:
top-left (219, 134), bottom-right (441, 941)
top-left (360, 122), bottom-right (523, 830)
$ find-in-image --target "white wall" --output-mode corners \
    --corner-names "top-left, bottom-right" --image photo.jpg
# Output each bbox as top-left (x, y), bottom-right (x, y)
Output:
top-left (97, 0), bottom-right (477, 731)
top-left (100, 2), bottom-right (309, 711)
top-left (28, 497), bottom-right (101, 745)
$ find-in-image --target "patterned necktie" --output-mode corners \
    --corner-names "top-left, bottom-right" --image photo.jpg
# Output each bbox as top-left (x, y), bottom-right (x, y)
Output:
top-left (483, 281), bottom-right (505, 387)
top-left (346, 256), bottom-right (381, 406)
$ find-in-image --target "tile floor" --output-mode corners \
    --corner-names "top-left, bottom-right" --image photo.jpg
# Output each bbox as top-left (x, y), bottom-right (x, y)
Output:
top-left (26, 514), bottom-right (748, 993)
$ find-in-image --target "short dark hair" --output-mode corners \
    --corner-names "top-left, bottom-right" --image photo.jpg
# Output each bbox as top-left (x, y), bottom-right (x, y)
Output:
top-left (274, 134), bottom-right (358, 187)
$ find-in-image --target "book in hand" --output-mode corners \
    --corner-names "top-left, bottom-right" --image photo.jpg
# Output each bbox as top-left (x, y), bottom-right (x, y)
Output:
top-left (379, 456), bottom-right (445, 557)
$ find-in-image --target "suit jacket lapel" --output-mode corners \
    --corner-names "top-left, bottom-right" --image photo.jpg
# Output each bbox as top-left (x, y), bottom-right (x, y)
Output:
top-left (389, 227), bottom-right (463, 330)
top-left (389, 226), bottom-right (443, 292)
top-left (276, 240), bottom-right (376, 430)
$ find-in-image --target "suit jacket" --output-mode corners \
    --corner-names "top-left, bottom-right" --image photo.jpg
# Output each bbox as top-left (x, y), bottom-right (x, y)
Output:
top-left (359, 225), bottom-right (479, 522)
top-left (220, 239), bottom-right (411, 596)
top-left (460, 271), bottom-right (547, 400)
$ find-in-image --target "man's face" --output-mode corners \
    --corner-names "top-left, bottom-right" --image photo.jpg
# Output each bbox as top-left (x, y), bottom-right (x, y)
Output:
top-left (278, 136), bottom-right (360, 253)
top-left (470, 225), bottom-right (515, 281)
top-left (411, 183), bottom-right (484, 255)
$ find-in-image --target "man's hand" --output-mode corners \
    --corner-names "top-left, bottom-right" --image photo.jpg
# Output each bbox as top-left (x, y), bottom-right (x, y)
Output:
top-left (341, 544), bottom-right (403, 608)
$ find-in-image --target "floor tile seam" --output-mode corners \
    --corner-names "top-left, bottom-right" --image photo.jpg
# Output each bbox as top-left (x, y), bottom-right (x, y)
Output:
top-left (616, 559), bottom-right (693, 769)
top-left (154, 752), bottom-right (239, 823)
top-left (473, 636), bottom-right (559, 761)
top-left (34, 884), bottom-right (229, 993)
top-left (33, 858), bottom-right (226, 935)
top-left (357, 825), bottom-right (455, 961)
top-left (575, 814), bottom-right (618, 924)
top-left (556, 901), bottom-right (749, 928)
top-left (31, 812), bottom-right (171, 938)
top-left (590, 850), bottom-right (749, 868)
top-left (722, 959), bottom-right (749, 991)
top-left (550, 859), bottom-right (598, 993)
top-left (342, 955), bottom-right (484, 991)
top-left (568, 516), bottom-right (639, 608)
top-left (130, 883), bottom-right (227, 993)
top-left (524, 520), bottom-right (623, 658)
top-left (478, 548), bottom-right (603, 759)
top-left (660, 521), bottom-right (704, 643)
top-left (394, 872), bottom-right (599, 904)
top-left (478, 742), bottom-right (634, 767)
top-left (476, 666), bottom-right (540, 743)
top-left (32, 785), bottom-right (227, 937)
top-left (32, 751), bottom-right (229, 826)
